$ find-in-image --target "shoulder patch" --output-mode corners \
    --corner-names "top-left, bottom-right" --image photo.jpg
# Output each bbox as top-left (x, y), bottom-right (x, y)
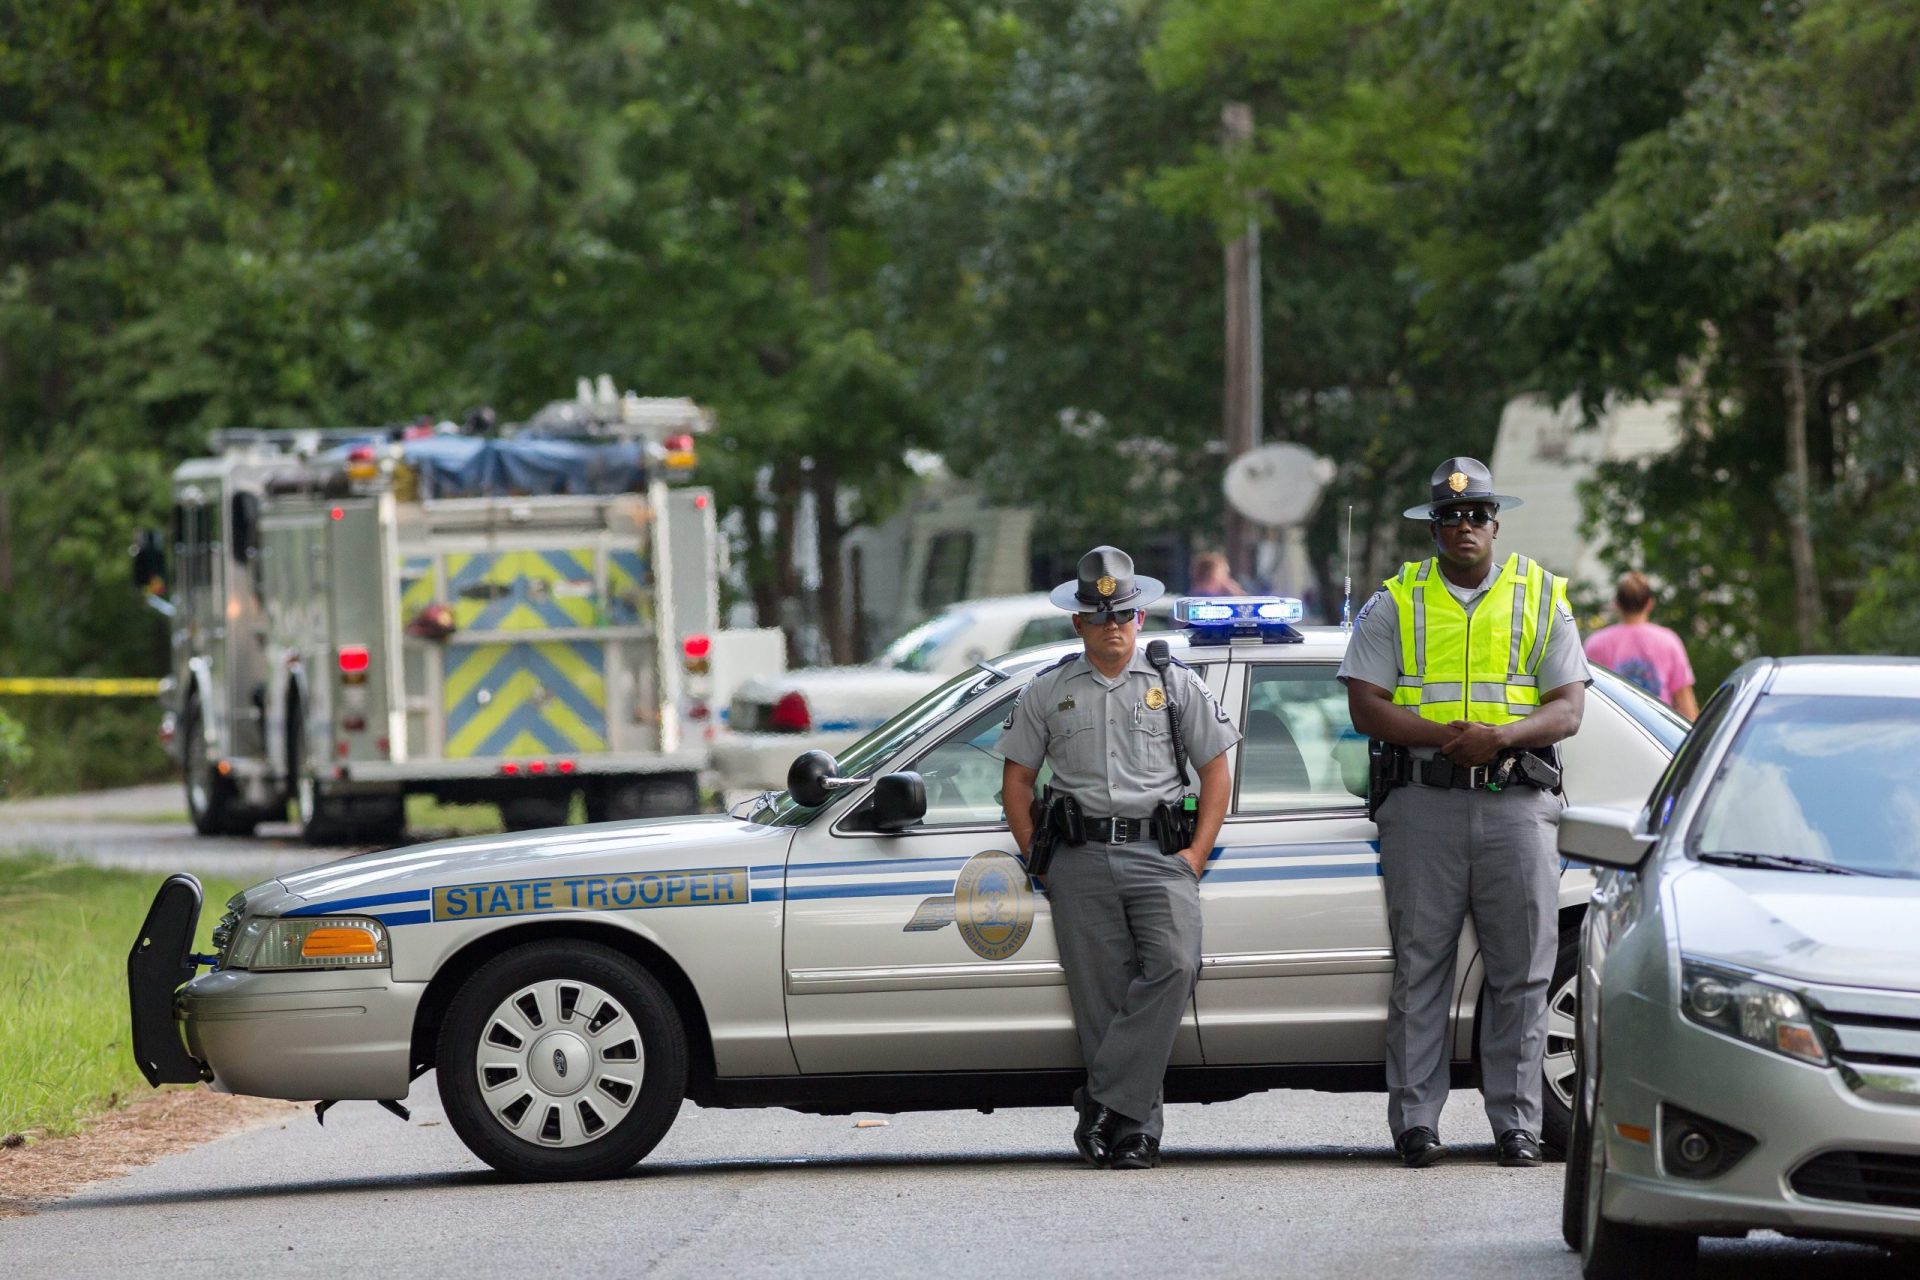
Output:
top-left (1353, 588), bottom-right (1385, 625)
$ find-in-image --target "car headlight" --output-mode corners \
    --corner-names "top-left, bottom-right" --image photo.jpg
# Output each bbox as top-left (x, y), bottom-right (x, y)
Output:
top-left (1679, 958), bottom-right (1826, 1065)
top-left (225, 915), bottom-right (390, 971)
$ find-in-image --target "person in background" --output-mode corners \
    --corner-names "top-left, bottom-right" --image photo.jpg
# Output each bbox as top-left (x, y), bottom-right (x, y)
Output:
top-left (1583, 571), bottom-right (1698, 720)
top-left (1189, 551), bottom-right (1245, 597)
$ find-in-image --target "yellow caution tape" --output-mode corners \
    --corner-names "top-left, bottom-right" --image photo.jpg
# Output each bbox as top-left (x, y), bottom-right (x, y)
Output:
top-left (0, 677), bottom-right (164, 696)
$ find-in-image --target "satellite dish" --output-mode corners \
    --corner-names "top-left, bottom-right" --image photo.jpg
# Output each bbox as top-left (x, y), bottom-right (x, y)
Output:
top-left (1224, 443), bottom-right (1335, 527)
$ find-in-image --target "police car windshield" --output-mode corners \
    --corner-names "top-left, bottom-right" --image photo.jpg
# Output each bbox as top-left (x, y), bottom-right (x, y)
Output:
top-left (1591, 666), bottom-right (1689, 753)
top-left (749, 654), bottom-right (1052, 826)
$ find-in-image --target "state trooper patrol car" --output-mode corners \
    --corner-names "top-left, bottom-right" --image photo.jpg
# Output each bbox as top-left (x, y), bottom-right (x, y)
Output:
top-left (129, 597), bottom-right (1685, 1180)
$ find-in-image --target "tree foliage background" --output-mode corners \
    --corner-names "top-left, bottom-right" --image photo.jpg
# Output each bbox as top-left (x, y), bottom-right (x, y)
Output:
top-left (1, 0), bottom-right (1917, 785)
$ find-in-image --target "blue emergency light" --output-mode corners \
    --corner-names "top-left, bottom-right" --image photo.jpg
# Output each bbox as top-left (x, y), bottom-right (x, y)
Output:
top-left (1174, 596), bottom-right (1307, 643)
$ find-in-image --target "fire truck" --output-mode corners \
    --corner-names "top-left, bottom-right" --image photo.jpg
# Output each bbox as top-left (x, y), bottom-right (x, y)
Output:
top-left (132, 382), bottom-right (778, 841)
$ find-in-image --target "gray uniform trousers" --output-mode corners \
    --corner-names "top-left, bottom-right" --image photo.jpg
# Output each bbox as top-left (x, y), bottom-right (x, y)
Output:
top-left (1046, 840), bottom-right (1203, 1140)
top-left (1376, 782), bottom-right (1561, 1139)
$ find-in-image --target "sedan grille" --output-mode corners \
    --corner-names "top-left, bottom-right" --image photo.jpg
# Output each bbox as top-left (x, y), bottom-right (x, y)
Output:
top-left (1809, 985), bottom-right (1920, 1107)
top-left (1790, 1151), bottom-right (1920, 1211)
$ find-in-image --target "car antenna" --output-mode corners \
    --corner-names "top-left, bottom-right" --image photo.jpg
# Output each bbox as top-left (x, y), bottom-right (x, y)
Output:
top-left (1342, 504), bottom-right (1354, 631)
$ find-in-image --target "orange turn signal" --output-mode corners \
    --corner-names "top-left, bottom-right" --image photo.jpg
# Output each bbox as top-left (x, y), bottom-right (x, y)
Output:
top-left (300, 925), bottom-right (379, 959)
top-left (1614, 1123), bottom-right (1652, 1145)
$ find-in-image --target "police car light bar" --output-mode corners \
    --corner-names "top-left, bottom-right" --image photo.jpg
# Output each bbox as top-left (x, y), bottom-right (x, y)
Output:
top-left (1174, 596), bottom-right (1307, 643)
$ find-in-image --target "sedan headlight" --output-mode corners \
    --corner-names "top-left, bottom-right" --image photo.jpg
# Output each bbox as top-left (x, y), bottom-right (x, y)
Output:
top-left (1679, 958), bottom-right (1826, 1065)
top-left (226, 915), bottom-right (390, 971)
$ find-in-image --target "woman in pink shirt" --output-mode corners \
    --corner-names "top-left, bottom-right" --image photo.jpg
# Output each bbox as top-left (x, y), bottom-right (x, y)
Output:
top-left (1583, 571), bottom-right (1698, 719)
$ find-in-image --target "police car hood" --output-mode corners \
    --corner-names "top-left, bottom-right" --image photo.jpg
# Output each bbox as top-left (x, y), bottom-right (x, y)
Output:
top-left (270, 814), bottom-right (789, 909)
top-left (1672, 862), bottom-right (1920, 993)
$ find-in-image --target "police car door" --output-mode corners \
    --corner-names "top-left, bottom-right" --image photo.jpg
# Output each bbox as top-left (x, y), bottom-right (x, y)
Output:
top-left (780, 686), bottom-right (1206, 1075)
top-left (1195, 657), bottom-right (1392, 1062)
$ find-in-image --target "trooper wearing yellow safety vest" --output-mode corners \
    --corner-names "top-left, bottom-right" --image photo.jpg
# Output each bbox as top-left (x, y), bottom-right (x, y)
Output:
top-left (1338, 457), bottom-right (1591, 1170)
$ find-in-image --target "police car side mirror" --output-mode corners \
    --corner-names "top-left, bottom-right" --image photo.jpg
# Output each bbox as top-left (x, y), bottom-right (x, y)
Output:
top-left (787, 750), bottom-right (867, 809)
top-left (1558, 805), bottom-right (1656, 871)
top-left (869, 772), bottom-right (927, 833)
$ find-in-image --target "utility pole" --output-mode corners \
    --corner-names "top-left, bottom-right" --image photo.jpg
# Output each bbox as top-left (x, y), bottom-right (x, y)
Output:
top-left (1221, 102), bottom-right (1263, 583)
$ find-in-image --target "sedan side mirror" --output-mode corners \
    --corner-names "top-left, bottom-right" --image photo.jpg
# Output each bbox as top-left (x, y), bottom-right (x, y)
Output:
top-left (869, 772), bottom-right (927, 832)
top-left (787, 750), bottom-right (867, 809)
top-left (1559, 805), bottom-right (1657, 870)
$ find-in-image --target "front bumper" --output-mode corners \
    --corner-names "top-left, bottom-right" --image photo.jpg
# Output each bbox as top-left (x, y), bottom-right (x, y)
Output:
top-left (1600, 991), bottom-right (1920, 1242)
top-left (179, 967), bottom-right (424, 1102)
top-left (710, 730), bottom-right (858, 791)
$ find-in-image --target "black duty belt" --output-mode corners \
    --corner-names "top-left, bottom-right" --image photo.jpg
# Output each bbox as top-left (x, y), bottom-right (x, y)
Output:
top-left (1411, 758), bottom-right (1498, 790)
top-left (1083, 816), bottom-right (1155, 845)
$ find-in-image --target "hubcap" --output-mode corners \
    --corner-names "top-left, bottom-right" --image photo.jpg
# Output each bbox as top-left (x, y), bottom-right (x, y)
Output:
top-left (1544, 973), bottom-right (1579, 1110)
top-left (474, 978), bottom-right (644, 1147)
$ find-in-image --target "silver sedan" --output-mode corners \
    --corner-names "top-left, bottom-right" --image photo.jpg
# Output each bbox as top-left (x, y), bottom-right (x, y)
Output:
top-left (1560, 657), bottom-right (1920, 1277)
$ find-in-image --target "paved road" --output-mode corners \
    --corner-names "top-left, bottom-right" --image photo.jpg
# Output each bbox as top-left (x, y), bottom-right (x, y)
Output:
top-left (0, 784), bottom-right (390, 882)
top-left (0, 1082), bottom-right (1903, 1279)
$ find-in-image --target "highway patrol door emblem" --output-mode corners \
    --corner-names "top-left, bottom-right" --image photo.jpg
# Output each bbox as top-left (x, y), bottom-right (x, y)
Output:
top-left (954, 851), bottom-right (1034, 960)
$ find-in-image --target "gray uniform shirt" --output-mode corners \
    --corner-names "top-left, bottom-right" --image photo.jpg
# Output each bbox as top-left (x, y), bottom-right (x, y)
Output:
top-left (999, 649), bottom-right (1241, 818)
top-left (1337, 559), bottom-right (1590, 754)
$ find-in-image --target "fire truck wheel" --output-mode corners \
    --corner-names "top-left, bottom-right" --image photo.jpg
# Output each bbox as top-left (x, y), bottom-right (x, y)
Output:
top-left (289, 696), bottom-right (352, 845)
top-left (182, 699), bottom-right (257, 837)
top-left (585, 773), bottom-right (701, 823)
top-left (500, 796), bottom-right (572, 831)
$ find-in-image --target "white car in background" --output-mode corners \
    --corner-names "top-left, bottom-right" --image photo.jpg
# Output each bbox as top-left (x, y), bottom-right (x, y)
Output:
top-left (712, 593), bottom-right (1176, 792)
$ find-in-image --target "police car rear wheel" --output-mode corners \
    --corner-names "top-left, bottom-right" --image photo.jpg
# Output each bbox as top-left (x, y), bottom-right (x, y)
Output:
top-left (439, 940), bottom-right (687, 1181)
top-left (1540, 923), bottom-right (1581, 1154)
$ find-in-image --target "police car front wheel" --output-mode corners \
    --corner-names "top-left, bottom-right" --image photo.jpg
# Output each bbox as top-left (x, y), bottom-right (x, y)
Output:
top-left (438, 940), bottom-right (688, 1180)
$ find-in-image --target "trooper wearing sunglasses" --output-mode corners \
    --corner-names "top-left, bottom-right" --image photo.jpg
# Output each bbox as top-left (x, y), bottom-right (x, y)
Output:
top-left (1000, 545), bottom-right (1239, 1171)
top-left (1338, 457), bottom-right (1591, 1169)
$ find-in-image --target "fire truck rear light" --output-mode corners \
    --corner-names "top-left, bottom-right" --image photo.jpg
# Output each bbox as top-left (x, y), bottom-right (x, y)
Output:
top-left (557, 760), bottom-right (576, 774)
top-left (694, 493), bottom-right (710, 509)
top-left (330, 506), bottom-right (345, 521)
top-left (347, 445), bottom-right (375, 461)
top-left (770, 691), bottom-right (811, 733)
top-left (682, 634), bottom-right (712, 660)
top-left (341, 714), bottom-right (367, 732)
top-left (336, 741), bottom-right (349, 758)
top-left (338, 645), bottom-right (371, 674)
top-left (529, 760), bottom-right (548, 774)
top-left (216, 759), bottom-right (232, 776)
top-left (501, 762), bottom-right (520, 776)
top-left (688, 701), bottom-right (709, 721)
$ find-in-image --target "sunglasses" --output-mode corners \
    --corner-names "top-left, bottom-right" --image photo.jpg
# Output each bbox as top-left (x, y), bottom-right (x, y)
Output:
top-left (1076, 609), bottom-right (1142, 627)
top-left (1432, 507), bottom-right (1497, 528)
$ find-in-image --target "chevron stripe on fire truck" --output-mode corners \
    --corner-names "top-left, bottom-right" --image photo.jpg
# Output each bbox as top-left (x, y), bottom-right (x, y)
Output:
top-left (446, 550), bottom-right (599, 631)
top-left (443, 639), bottom-right (609, 757)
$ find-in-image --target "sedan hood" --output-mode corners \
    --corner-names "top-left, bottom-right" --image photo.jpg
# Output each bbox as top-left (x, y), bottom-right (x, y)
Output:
top-left (273, 815), bottom-right (792, 908)
top-left (732, 667), bottom-right (940, 732)
top-left (1672, 861), bottom-right (1920, 993)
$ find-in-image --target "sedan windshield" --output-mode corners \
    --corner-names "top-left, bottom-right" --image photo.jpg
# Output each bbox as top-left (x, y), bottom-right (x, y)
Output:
top-left (1689, 693), bottom-right (1920, 879)
top-left (878, 611), bottom-right (971, 672)
top-left (744, 658), bottom-right (1034, 826)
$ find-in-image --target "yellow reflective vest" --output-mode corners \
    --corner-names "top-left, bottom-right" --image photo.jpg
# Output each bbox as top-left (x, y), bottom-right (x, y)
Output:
top-left (1382, 553), bottom-right (1569, 725)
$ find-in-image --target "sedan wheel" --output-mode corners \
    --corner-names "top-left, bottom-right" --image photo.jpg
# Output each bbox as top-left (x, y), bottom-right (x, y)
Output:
top-left (439, 940), bottom-right (686, 1180)
top-left (1579, 1068), bottom-right (1696, 1279)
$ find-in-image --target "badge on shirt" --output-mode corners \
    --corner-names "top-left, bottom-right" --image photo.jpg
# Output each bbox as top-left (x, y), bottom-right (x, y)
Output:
top-left (1057, 696), bottom-right (1075, 712)
top-left (1144, 687), bottom-right (1166, 711)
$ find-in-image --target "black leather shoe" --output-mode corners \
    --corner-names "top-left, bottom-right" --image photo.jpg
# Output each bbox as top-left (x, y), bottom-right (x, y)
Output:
top-left (1396, 1126), bottom-right (1446, 1168)
top-left (1108, 1133), bottom-right (1161, 1170)
top-left (1073, 1098), bottom-right (1121, 1168)
top-left (1497, 1129), bottom-right (1543, 1167)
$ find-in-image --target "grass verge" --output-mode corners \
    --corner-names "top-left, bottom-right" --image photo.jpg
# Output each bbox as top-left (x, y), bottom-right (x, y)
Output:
top-left (0, 854), bottom-right (251, 1139)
